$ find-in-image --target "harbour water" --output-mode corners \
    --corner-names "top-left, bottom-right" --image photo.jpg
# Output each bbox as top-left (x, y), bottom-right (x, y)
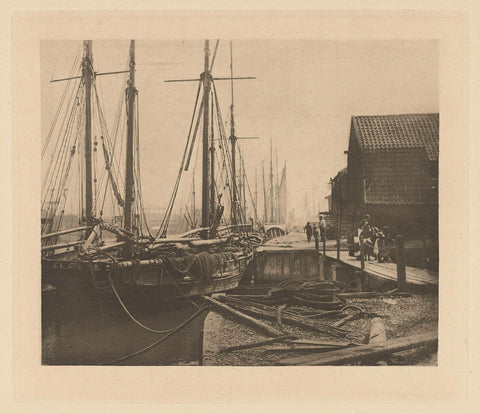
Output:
top-left (42, 288), bottom-right (207, 366)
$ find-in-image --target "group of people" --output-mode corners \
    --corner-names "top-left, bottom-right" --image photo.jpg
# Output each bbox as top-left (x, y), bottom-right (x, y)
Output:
top-left (304, 215), bottom-right (327, 249)
top-left (357, 214), bottom-right (394, 263)
top-left (303, 213), bottom-right (394, 262)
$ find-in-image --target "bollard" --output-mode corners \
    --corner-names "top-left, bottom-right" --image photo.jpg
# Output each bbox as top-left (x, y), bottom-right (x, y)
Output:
top-left (395, 235), bottom-right (407, 291)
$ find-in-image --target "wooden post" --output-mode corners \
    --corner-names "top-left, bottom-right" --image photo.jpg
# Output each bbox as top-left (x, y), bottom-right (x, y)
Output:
top-left (318, 253), bottom-right (324, 280)
top-left (369, 317), bottom-right (388, 365)
top-left (396, 235), bottom-right (407, 291)
top-left (360, 239), bottom-right (365, 270)
top-left (354, 270), bottom-right (363, 292)
top-left (331, 263), bottom-right (337, 281)
top-left (369, 317), bottom-right (387, 345)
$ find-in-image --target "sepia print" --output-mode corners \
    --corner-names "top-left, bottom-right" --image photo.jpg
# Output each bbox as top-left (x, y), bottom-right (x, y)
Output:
top-left (41, 38), bottom-right (439, 367)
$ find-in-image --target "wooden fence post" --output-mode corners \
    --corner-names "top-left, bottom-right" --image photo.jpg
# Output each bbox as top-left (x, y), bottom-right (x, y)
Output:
top-left (396, 235), bottom-right (407, 292)
top-left (360, 239), bottom-right (365, 270)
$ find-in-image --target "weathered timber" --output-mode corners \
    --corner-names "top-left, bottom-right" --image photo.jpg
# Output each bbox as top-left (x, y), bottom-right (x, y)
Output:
top-left (41, 226), bottom-right (92, 239)
top-left (364, 317), bottom-right (389, 365)
top-left (369, 317), bottom-right (387, 345)
top-left (263, 345), bottom-right (347, 353)
top-left (336, 291), bottom-right (411, 299)
top-left (324, 250), bottom-right (438, 286)
top-left (96, 241), bottom-right (127, 252)
top-left (221, 297), bottom-right (347, 337)
top-left (82, 224), bottom-right (102, 252)
top-left (276, 331), bottom-right (438, 366)
top-left (287, 339), bottom-right (361, 347)
top-left (218, 334), bottom-right (296, 354)
top-left (333, 313), bottom-right (362, 327)
top-left (276, 304), bottom-right (289, 334)
top-left (41, 240), bottom-right (84, 252)
top-left (201, 295), bottom-right (284, 337)
top-left (291, 296), bottom-right (346, 310)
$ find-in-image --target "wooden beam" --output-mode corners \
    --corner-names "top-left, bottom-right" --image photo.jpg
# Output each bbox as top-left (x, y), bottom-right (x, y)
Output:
top-left (218, 334), bottom-right (296, 354)
top-left (336, 291), bottom-right (410, 299)
top-left (41, 226), bottom-right (91, 239)
top-left (276, 331), bottom-right (437, 366)
top-left (202, 295), bottom-right (284, 337)
top-left (41, 240), bottom-right (84, 252)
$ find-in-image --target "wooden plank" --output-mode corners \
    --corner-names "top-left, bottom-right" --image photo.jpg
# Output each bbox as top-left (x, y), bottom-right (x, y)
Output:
top-left (276, 331), bottom-right (437, 366)
top-left (325, 251), bottom-right (438, 286)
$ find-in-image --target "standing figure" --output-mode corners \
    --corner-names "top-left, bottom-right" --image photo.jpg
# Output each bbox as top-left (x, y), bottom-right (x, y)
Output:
top-left (377, 226), bottom-right (393, 263)
top-left (358, 214), bottom-right (371, 238)
top-left (304, 222), bottom-right (313, 242)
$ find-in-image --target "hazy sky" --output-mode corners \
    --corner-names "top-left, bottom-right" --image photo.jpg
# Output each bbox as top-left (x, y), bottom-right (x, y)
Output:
top-left (41, 39), bottom-right (438, 222)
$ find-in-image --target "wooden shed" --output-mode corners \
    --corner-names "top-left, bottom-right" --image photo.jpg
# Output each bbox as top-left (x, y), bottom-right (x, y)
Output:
top-left (331, 113), bottom-right (439, 239)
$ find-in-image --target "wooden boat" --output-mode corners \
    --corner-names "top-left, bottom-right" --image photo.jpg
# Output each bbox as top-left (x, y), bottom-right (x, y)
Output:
top-left (41, 40), bottom-right (259, 304)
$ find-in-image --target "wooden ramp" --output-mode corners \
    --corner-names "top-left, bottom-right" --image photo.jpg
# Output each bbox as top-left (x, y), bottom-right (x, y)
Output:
top-left (325, 250), bottom-right (438, 286)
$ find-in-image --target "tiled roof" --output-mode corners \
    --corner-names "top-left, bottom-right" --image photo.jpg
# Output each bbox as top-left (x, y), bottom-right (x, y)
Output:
top-left (352, 113), bottom-right (439, 161)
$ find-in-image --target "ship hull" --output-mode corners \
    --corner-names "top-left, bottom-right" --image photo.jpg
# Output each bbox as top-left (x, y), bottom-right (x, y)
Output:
top-left (42, 253), bottom-right (251, 365)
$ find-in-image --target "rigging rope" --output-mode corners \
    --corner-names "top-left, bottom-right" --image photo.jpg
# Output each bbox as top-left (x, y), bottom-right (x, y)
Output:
top-left (155, 80), bottom-right (203, 239)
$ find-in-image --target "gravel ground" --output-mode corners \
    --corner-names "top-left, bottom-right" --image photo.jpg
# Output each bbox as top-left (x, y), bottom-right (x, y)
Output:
top-left (202, 293), bottom-right (438, 366)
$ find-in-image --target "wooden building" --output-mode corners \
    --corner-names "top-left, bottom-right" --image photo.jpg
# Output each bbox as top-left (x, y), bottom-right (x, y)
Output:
top-left (331, 113), bottom-right (439, 239)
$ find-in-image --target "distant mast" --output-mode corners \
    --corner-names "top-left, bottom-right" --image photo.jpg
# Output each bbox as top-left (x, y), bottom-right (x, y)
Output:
top-left (124, 40), bottom-right (136, 232)
top-left (82, 40), bottom-right (93, 228)
top-left (269, 138), bottom-right (274, 222)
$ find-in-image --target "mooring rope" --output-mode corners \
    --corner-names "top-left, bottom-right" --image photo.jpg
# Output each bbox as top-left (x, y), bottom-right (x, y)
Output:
top-left (103, 305), bottom-right (211, 365)
top-left (96, 250), bottom-right (194, 334)
top-left (107, 273), bottom-right (178, 334)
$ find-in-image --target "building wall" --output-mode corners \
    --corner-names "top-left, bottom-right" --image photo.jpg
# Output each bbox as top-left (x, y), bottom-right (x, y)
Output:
top-left (363, 148), bottom-right (436, 205)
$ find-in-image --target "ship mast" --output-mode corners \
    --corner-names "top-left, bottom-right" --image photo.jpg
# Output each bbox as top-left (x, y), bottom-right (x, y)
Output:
top-left (82, 40), bottom-right (94, 228)
top-left (201, 40), bottom-right (212, 228)
top-left (230, 41), bottom-right (238, 226)
top-left (124, 40), bottom-right (136, 232)
top-left (164, 40), bottom-right (255, 233)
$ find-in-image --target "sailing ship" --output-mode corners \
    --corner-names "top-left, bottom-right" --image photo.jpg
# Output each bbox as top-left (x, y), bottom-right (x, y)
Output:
top-left (41, 40), bottom-right (259, 305)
